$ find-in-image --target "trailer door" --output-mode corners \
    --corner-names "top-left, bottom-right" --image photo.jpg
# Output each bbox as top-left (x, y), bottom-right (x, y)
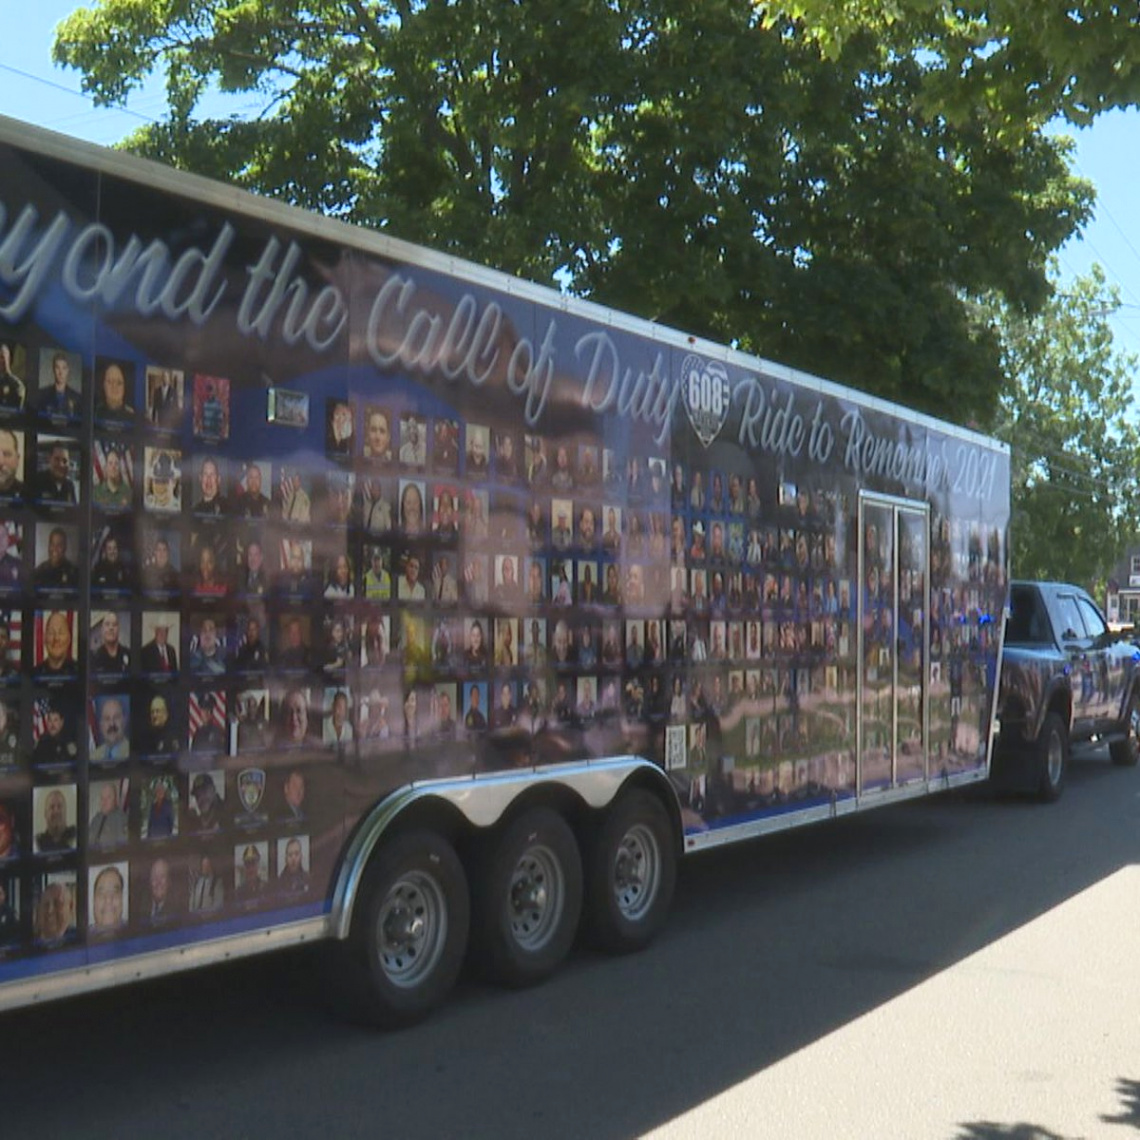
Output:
top-left (857, 495), bottom-right (930, 796)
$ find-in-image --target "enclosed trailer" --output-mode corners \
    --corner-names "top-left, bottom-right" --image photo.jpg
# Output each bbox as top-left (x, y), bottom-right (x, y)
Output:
top-left (0, 116), bottom-right (1009, 1022)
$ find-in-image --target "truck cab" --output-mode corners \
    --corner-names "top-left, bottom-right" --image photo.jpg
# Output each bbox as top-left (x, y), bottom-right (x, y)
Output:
top-left (996, 580), bottom-right (1140, 799)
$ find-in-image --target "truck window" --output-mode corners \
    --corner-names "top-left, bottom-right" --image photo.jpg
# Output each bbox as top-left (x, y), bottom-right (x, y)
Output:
top-left (1007, 586), bottom-right (1045, 643)
top-left (1054, 595), bottom-right (1085, 642)
top-left (1076, 597), bottom-right (1107, 641)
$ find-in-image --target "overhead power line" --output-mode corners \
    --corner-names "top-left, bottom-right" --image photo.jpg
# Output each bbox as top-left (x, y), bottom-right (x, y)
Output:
top-left (0, 63), bottom-right (158, 124)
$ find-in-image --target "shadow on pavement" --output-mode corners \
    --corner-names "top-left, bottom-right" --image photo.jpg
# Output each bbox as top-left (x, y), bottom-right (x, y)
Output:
top-left (955, 1074), bottom-right (1140, 1138)
top-left (1101, 1077), bottom-right (1140, 1130)
top-left (954, 1125), bottom-right (1074, 1139)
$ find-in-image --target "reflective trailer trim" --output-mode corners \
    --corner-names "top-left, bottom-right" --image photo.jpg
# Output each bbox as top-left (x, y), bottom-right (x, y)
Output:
top-left (0, 916), bottom-right (330, 1013)
top-left (682, 766), bottom-right (989, 854)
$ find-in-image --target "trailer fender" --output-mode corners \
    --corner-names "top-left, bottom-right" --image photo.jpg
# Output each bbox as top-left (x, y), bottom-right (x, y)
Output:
top-left (330, 756), bottom-right (680, 940)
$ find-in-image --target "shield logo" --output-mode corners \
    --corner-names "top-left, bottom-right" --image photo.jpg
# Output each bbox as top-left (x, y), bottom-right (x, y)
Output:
top-left (238, 767), bottom-right (266, 813)
top-left (680, 354), bottom-right (731, 448)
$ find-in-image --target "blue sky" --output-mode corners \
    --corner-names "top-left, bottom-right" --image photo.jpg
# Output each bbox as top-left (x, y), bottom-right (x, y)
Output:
top-left (2, 2), bottom-right (1139, 359)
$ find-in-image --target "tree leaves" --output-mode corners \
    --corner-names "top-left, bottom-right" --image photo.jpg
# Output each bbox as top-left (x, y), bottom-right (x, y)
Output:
top-left (756, 1), bottom-right (1140, 132)
top-left (985, 265), bottom-right (1140, 588)
top-left (51, 0), bottom-right (1119, 426)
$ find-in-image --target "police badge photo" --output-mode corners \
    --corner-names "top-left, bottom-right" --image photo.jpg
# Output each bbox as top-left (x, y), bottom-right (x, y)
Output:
top-left (235, 766), bottom-right (268, 826)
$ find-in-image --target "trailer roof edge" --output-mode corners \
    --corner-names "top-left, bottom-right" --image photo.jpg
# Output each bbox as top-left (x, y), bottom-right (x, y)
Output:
top-left (0, 113), bottom-right (1007, 456)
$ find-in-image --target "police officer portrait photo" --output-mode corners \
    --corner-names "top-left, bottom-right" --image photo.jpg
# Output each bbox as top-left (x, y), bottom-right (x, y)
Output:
top-left (230, 612), bottom-right (269, 674)
top-left (145, 365), bottom-right (184, 431)
top-left (35, 348), bottom-right (82, 421)
top-left (33, 523), bottom-right (79, 594)
top-left (233, 460), bottom-right (273, 519)
top-left (398, 413), bottom-right (427, 469)
top-left (140, 529), bottom-right (182, 595)
top-left (89, 694), bottom-right (131, 764)
top-left (362, 405), bottom-right (393, 463)
top-left (326, 398), bottom-right (354, 460)
top-left (189, 689), bottom-right (227, 755)
top-left (0, 427), bottom-right (26, 501)
top-left (0, 689), bottom-right (18, 772)
top-left (34, 435), bottom-right (81, 506)
top-left (234, 841), bottom-right (269, 905)
top-left (139, 610), bottom-right (180, 675)
top-left (139, 688), bottom-right (181, 757)
top-left (89, 610), bottom-right (132, 677)
top-left (139, 856), bottom-right (182, 925)
top-left (92, 440), bottom-right (135, 511)
top-left (89, 861), bottom-right (129, 935)
top-left (432, 418), bottom-right (459, 474)
top-left (234, 688), bottom-right (271, 751)
top-left (140, 774), bottom-right (179, 841)
top-left (187, 770), bottom-right (227, 834)
top-left (32, 784), bottom-right (78, 854)
top-left (0, 339), bottom-right (27, 412)
top-left (0, 872), bottom-right (20, 945)
top-left (143, 446), bottom-right (182, 513)
top-left (32, 870), bottom-right (76, 945)
top-left (31, 691), bottom-right (78, 768)
top-left (277, 834), bottom-right (311, 898)
top-left (32, 609), bottom-right (78, 679)
top-left (0, 525), bottom-right (24, 594)
top-left (187, 612), bottom-right (228, 677)
top-left (93, 357), bottom-right (137, 428)
top-left (88, 778), bottom-right (129, 851)
top-left (90, 524), bottom-right (135, 594)
top-left (192, 374), bottom-right (230, 440)
top-left (322, 687), bottom-right (354, 750)
top-left (193, 454), bottom-right (229, 517)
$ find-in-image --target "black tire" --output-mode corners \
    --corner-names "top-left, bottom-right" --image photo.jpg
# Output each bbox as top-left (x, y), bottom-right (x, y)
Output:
top-left (586, 790), bottom-right (677, 954)
top-left (472, 807), bottom-right (583, 987)
top-left (1110, 693), bottom-right (1140, 767)
top-left (334, 830), bottom-right (470, 1029)
top-left (1035, 711), bottom-right (1069, 802)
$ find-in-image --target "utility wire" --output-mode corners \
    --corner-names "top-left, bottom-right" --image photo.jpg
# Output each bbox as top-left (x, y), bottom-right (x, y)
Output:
top-left (1075, 228), bottom-right (1140, 311)
top-left (1056, 251), bottom-right (1140, 355)
top-left (0, 63), bottom-right (159, 124)
top-left (1068, 148), bottom-right (1140, 292)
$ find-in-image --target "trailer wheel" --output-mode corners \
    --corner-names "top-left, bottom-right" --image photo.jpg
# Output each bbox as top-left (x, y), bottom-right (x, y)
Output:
top-left (1035, 712), bottom-right (1069, 802)
top-left (586, 790), bottom-right (676, 954)
top-left (1109, 693), bottom-right (1140, 767)
top-left (344, 830), bottom-right (469, 1028)
top-left (472, 808), bottom-right (582, 987)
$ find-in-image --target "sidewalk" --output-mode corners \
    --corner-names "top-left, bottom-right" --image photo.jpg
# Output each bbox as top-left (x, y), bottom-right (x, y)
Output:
top-left (648, 865), bottom-right (1140, 1139)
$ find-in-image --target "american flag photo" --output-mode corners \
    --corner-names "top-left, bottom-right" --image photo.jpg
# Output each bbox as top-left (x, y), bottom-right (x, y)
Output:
top-left (188, 689), bottom-right (227, 738)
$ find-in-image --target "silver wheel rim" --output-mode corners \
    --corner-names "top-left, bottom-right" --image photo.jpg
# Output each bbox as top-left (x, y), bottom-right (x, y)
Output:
top-left (1047, 732), bottom-right (1064, 787)
top-left (376, 870), bottom-right (448, 989)
top-left (1130, 704), bottom-right (1140, 751)
top-left (612, 823), bottom-right (661, 922)
top-left (508, 843), bottom-right (564, 951)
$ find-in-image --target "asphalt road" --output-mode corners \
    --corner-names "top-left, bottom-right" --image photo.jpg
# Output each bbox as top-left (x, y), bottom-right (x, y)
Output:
top-left (3, 749), bottom-right (1138, 1140)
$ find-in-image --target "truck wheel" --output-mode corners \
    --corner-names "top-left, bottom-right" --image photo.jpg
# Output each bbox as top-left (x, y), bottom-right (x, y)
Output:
top-left (1035, 712), bottom-right (1069, 802)
top-left (586, 790), bottom-right (676, 954)
top-left (342, 830), bottom-right (470, 1028)
top-left (472, 808), bottom-right (582, 987)
top-left (1109, 694), bottom-right (1140, 767)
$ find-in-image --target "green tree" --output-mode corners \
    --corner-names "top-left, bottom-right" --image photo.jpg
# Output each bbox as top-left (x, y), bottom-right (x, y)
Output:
top-left (758, 1), bottom-right (1140, 131)
top-left (985, 265), bottom-right (1140, 587)
top-left (53, 1), bottom-right (1132, 424)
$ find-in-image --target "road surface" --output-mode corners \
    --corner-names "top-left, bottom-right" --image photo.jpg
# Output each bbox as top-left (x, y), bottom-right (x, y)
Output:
top-left (2, 747), bottom-right (1137, 1139)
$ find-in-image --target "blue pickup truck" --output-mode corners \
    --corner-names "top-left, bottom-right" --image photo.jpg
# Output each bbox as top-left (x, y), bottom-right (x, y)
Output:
top-left (993, 581), bottom-right (1140, 800)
